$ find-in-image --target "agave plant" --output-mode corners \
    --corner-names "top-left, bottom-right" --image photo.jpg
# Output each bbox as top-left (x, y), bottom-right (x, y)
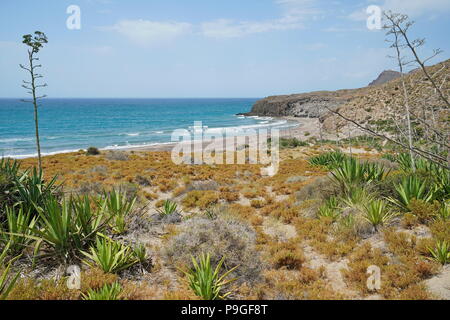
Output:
top-left (342, 186), bottom-right (374, 209)
top-left (0, 159), bottom-right (23, 213)
top-left (180, 253), bottom-right (237, 300)
top-left (429, 166), bottom-right (450, 202)
top-left (389, 176), bottom-right (433, 210)
top-left (31, 196), bottom-right (106, 262)
top-left (0, 242), bottom-right (20, 300)
top-left (156, 200), bottom-right (178, 217)
top-left (0, 206), bottom-right (37, 254)
top-left (339, 213), bottom-right (356, 229)
top-left (363, 161), bottom-right (389, 182)
top-left (435, 202), bottom-right (450, 221)
top-left (81, 236), bottom-right (139, 273)
top-left (331, 158), bottom-right (387, 193)
top-left (427, 240), bottom-right (450, 265)
top-left (132, 243), bottom-right (147, 264)
top-left (317, 197), bottom-right (341, 221)
top-left (81, 282), bottom-right (122, 300)
top-left (71, 195), bottom-right (106, 237)
top-left (363, 199), bottom-right (396, 231)
top-left (330, 158), bottom-right (366, 191)
top-left (13, 168), bottom-right (59, 216)
top-left (317, 206), bottom-right (340, 221)
top-left (308, 151), bottom-right (348, 169)
top-left (104, 190), bottom-right (136, 234)
top-left (396, 153), bottom-right (414, 172)
top-left (0, 158), bottom-right (21, 178)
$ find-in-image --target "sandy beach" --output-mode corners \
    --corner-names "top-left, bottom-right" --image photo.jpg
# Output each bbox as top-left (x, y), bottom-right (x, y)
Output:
top-left (125, 117), bottom-right (321, 153)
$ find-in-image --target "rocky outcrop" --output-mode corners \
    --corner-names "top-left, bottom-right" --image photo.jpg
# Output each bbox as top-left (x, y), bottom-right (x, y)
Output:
top-left (242, 89), bottom-right (365, 118)
top-left (368, 70), bottom-right (401, 86)
top-left (244, 58), bottom-right (449, 134)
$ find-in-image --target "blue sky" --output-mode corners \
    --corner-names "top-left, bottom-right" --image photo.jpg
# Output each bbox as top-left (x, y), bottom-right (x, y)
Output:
top-left (1, 0), bottom-right (449, 98)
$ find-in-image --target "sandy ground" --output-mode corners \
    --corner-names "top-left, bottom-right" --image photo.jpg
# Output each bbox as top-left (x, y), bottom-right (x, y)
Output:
top-left (126, 117), bottom-right (323, 153)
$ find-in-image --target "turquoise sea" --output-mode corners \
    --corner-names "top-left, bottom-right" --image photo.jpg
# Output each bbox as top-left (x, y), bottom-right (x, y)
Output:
top-left (0, 98), bottom-right (296, 158)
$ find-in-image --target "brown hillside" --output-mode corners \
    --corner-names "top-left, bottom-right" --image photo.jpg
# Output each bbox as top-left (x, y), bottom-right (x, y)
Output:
top-left (321, 59), bottom-right (450, 132)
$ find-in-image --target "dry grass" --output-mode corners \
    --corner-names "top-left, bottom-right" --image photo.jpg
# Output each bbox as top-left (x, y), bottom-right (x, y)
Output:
top-left (12, 147), bottom-right (446, 300)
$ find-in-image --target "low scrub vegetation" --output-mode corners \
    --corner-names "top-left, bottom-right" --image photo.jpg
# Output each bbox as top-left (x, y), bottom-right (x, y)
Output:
top-left (1, 141), bottom-right (448, 300)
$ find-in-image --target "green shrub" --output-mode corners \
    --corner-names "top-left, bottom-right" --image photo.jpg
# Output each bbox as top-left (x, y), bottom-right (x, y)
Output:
top-left (104, 189), bottom-right (136, 234)
top-left (0, 159), bottom-right (21, 213)
top-left (156, 200), bottom-right (178, 216)
top-left (179, 253), bottom-right (237, 300)
top-left (317, 197), bottom-right (341, 221)
top-left (1, 206), bottom-right (37, 255)
top-left (279, 137), bottom-right (308, 149)
top-left (0, 242), bottom-right (20, 300)
top-left (81, 236), bottom-right (139, 273)
top-left (82, 282), bottom-right (122, 300)
top-left (308, 151), bottom-right (348, 169)
top-left (331, 158), bottom-right (387, 192)
top-left (436, 202), bottom-right (450, 221)
top-left (13, 168), bottom-right (60, 216)
top-left (165, 217), bottom-right (262, 284)
top-left (427, 240), bottom-right (450, 265)
top-left (32, 196), bottom-right (106, 262)
top-left (363, 200), bottom-right (396, 231)
top-left (86, 147), bottom-right (100, 156)
top-left (389, 176), bottom-right (433, 210)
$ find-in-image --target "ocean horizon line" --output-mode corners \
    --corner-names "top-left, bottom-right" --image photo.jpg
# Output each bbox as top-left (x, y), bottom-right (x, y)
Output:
top-left (0, 97), bottom-right (263, 100)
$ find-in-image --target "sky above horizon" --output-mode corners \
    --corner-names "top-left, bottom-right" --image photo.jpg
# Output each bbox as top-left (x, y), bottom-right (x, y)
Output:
top-left (1, 0), bottom-right (449, 98)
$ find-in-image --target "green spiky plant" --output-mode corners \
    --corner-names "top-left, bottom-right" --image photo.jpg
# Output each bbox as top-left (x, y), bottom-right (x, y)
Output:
top-left (104, 190), bottom-right (136, 234)
top-left (13, 167), bottom-right (59, 216)
top-left (81, 236), bottom-right (139, 273)
top-left (0, 242), bottom-right (20, 300)
top-left (81, 282), bottom-right (122, 300)
top-left (132, 243), bottom-right (147, 264)
top-left (1, 206), bottom-right (37, 254)
top-left (342, 186), bottom-right (374, 210)
top-left (31, 195), bottom-right (107, 262)
top-left (435, 202), bottom-right (450, 221)
top-left (363, 200), bottom-right (397, 231)
top-left (156, 200), bottom-right (178, 216)
top-left (317, 197), bottom-right (341, 221)
top-left (427, 240), bottom-right (450, 265)
top-left (389, 175), bottom-right (433, 210)
top-left (179, 253), bottom-right (238, 300)
top-left (331, 158), bottom-right (387, 193)
top-left (308, 151), bottom-right (348, 169)
top-left (363, 161), bottom-right (389, 182)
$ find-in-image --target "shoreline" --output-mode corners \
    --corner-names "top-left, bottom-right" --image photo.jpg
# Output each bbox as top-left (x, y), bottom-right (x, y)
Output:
top-left (5, 117), bottom-right (314, 158)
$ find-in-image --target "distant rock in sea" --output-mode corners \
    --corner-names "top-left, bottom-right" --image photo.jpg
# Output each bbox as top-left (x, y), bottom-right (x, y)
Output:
top-left (368, 70), bottom-right (402, 86)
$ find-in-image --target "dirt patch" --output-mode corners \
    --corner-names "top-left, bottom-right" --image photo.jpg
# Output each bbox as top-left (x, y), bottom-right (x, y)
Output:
top-left (425, 265), bottom-right (450, 300)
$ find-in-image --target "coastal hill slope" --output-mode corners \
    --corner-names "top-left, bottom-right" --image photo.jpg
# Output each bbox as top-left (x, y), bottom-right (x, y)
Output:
top-left (368, 70), bottom-right (401, 86)
top-left (245, 59), bottom-right (449, 133)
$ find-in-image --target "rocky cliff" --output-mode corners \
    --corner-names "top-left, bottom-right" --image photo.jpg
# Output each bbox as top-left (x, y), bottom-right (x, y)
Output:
top-left (245, 59), bottom-right (449, 133)
top-left (242, 89), bottom-right (367, 118)
top-left (368, 70), bottom-right (401, 86)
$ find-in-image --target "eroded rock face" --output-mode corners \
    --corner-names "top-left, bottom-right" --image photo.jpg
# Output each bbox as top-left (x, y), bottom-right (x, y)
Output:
top-left (244, 59), bottom-right (449, 134)
top-left (242, 89), bottom-right (360, 119)
top-left (368, 70), bottom-right (401, 86)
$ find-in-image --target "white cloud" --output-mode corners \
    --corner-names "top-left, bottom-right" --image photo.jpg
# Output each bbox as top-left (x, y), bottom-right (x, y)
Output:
top-left (201, 18), bottom-right (303, 38)
top-left (108, 19), bottom-right (192, 46)
top-left (201, 0), bottom-right (320, 38)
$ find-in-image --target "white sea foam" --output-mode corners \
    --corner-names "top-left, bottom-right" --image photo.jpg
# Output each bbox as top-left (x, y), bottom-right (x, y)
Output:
top-left (0, 137), bottom-right (33, 143)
